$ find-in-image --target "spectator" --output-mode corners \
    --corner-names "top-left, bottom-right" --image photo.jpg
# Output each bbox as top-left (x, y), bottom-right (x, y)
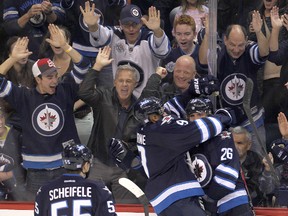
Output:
top-left (248, 2), bottom-right (288, 148)
top-left (78, 46), bottom-right (145, 203)
top-left (267, 7), bottom-right (288, 125)
top-left (231, 126), bottom-right (276, 206)
top-left (130, 0), bottom-right (181, 41)
top-left (170, 0), bottom-right (208, 37)
top-left (38, 25), bottom-right (93, 145)
top-left (60, 0), bottom-right (126, 89)
top-left (81, 2), bottom-right (171, 98)
top-left (0, 24), bottom-right (90, 197)
top-left (199, 10), bottom-right (269, 156)
top-left (0, 36), bottom-right (36, 130)
top-left (34, 143), bottom-right (117, 216)
top-left (160, 14), bottom-right (207, 84)
top-left (0, 108), bottom-right (27, 201)
top-left (270, 112), bottom-right (288, 207)
top-left (185, 97), bottom-right (253, 215)
top-left (217, 0), bottom-right (262, 38)
top-left (3, 0), bottom-right (65, 60)
top-left (141, 55), bottom-right (197, 103)
top-left (133, 96), bottom-right (230, 216)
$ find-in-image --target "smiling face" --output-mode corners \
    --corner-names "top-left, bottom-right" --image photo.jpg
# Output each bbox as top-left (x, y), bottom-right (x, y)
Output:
top-left (35, 72), bottom-right (59, 95)
top-left (224, 26), bottom-right (247, 60)
top-left (173, 56), bottom-right (197, 92)
top-left (114, 69), bottom-right (137, 103)
top-left (174, 24), bottom-right (196, 54)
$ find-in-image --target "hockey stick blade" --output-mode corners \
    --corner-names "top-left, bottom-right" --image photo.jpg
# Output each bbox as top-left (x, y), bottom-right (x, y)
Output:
top-left (242, 78), bottom-right (280, 186)
top-left (118, 178), bottom-right (150, 216)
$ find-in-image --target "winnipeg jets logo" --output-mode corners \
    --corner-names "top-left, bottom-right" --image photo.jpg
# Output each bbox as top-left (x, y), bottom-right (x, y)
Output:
top-left (161, 115), bottom-right (173, 125)
top-left (220, 73), bottom-right (247, 105)
top-left (189, 154), bottom-right (212, 187)
top-left (32, 103), bottom-right (64, 137)
top-left (220, 131), bottom-right (232, 139)
top-left (39, 107), bottom-right (57, 130)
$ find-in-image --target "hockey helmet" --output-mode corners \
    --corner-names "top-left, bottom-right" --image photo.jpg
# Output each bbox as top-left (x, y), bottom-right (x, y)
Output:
top-left (134, 97), bottom-right (164, 123)
top-left (185, 97), bottom-right (213, 116)
top-left (62, 144), bottom-right (93, 170)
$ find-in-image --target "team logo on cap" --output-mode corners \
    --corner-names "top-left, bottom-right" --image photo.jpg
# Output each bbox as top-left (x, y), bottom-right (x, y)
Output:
top-left (131, 8), bottom-right (140, 17)
top-left (32, 103), bottom-right (64, 137)
top-left (220, 73), bottom-right (247, 105)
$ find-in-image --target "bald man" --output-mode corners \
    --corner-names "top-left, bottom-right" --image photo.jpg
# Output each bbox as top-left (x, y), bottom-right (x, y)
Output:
top-left (200, 11), bottom-right (269, 156)
top-left (140, 55), bottom-right (197, 102)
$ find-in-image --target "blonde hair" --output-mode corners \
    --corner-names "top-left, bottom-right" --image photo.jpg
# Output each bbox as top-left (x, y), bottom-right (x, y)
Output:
top-left (181, 0), bottom-right (206, 13)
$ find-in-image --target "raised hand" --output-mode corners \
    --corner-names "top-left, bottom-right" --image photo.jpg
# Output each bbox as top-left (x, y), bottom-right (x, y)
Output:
top-left (155, 66), bottom-right (167, 79)
top-left (27, 4), bottom-right (43, 18)
top-left (45, 24), bottom-right (67, 48)
top-left (141, 6), bottom-right (162, 36)
top-left (93, 46), bottom-right (113, 71)
top-left (251, 10), bottom-right (263, 33)
top-left (270, 6), bottom-right (283, 30)
top-left (80, 1), bottom-right (100, 32)
top-left (278, 112), bottom-right (288, 139)
top-left (41, 0), bottom-right (53, 15)
top-left (11, 37), bottom-right (32, 60)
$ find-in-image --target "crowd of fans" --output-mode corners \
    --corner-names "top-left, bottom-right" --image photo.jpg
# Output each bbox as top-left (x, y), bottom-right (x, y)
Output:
top-left (1, 0), bottom-right (288, 214)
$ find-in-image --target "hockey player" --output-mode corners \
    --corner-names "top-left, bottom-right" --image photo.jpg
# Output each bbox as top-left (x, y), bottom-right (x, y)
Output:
top-left (185, 97), bottom-right (254, 216)
top-left (132, 96), bottom-right (233, 216)
top-left (34, 143), bottom-right (117, 216)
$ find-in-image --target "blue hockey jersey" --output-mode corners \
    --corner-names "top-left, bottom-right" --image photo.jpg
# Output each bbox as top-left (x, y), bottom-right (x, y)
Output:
top-left (34, 174), bottom-right (117, 216)
top-left (0, 57), bottom-right (90, 169)
top-left (188, 131), bottom-right (250, 214)
top-left (136, 115), bottom-right (223, 214)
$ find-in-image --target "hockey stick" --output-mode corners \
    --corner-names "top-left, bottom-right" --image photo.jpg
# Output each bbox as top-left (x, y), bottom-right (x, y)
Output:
top-left (242, 78), bottom-right (280, 186)
top-left (118, 178), bottom-right (150, 216)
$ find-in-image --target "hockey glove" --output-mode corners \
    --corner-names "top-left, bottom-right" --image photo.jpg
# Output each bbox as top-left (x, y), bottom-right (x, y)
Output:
top-left (214, 107), bottom-right (237, 127)
top-left (109, 138), bottom-right (139, 170)
top-left (270, 138), bottom-right (288, 163)
top-left (188, 75), bottom-right (219, 96)
top-left (0, 164), bottom-right (14, 172)
top-left (0, 154), bottom-right (15, 172)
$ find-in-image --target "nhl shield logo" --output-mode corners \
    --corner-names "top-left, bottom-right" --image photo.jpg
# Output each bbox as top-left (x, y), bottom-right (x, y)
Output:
top-left (32, 103), bottom-right (64, 137)
top-left (220, 73), bottom-right (247, 105)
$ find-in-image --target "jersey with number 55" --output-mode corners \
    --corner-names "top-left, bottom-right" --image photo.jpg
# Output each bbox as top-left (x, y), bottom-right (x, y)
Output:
top-left (34, 174), bottom-right (117, 216)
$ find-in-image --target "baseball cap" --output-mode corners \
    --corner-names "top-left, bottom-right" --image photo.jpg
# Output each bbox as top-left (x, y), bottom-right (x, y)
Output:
top-left (32, 58), bottom-right (57, 77)
top-left (120, 4), bottom-right (142, 24)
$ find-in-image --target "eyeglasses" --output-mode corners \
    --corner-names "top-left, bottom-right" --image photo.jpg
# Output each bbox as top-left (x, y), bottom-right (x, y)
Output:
top-left (121, 22), bottom-right (140, 28)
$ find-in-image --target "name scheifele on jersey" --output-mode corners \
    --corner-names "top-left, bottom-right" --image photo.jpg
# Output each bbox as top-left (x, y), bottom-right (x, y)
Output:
top-left (49, 180), bottom-right (92, 201)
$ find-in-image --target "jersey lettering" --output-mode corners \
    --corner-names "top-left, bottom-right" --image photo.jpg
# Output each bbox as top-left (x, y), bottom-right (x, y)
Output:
top-left (51, 199), bottom-right (92, 216)
top-left (137, 133), bottom-right (146, 145)
top-left (176, 119), bottom-right (188, 126)
top-left (49, 187), bottom-right (92, 201)
top-left (220, 148), bottom-right (233, 160)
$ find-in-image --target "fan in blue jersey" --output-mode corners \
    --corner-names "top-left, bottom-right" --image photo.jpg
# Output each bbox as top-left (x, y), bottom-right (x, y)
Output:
top-left (185, 97), bottom-right (254, 216)
top-left (0, 25), bottom-right (91, 197)
top-left (131, 96), bottom-right (236, 216)
top-left (34, 143), bottom-right (117, 216)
